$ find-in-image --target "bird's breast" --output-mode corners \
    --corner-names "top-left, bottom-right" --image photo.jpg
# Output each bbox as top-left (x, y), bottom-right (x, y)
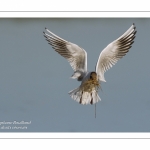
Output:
top-left (80, 72), bottom-right (100, 92)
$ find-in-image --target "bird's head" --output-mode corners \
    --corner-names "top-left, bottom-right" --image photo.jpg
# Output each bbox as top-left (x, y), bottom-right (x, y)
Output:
top-left (90, 72), bottom-right (97, 80)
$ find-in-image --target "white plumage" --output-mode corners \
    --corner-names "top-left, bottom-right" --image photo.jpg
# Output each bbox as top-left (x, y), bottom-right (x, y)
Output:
top-left (43, 24), bottom-right (136, 105)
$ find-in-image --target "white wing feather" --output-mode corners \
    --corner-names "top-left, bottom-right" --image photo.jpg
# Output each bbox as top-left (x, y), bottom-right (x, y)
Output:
top-left (96, 24), bottom-right (137, 82)
top-left (43, 29), bottom-right (87, 73)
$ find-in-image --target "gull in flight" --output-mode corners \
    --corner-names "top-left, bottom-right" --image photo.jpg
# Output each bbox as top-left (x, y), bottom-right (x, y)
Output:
top-left (43, 24), bottom-right (136, 105)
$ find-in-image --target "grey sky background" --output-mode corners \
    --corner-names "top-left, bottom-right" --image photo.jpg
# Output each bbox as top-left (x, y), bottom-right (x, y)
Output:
top-left (0, 18), bottom-right (149, 132)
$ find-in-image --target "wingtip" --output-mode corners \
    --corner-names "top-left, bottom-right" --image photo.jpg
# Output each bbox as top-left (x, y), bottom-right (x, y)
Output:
top-left (45, 27), bottom-right (47, 30)
top-left (133, 23), bottom-right (136, 28)
top-left (132, 23), bottom-right (136, 30)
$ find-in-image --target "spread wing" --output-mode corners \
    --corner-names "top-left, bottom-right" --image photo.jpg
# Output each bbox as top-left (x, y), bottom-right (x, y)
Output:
top-left (96, 23), bottom-right (137, 82)
top-left (43, 28), bottom-right (87, 73)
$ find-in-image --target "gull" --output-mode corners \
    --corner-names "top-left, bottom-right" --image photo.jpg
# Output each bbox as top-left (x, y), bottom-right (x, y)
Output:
top-left (43, 24), bottom-right (136, 105)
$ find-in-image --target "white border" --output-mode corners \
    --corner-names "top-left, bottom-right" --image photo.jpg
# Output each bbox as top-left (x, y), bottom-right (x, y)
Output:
top-left (0, 0), bottom-right (150, 12)
top-left (1, 11), bottom-right (150, 18)
top-left (0, 133), bottom-right (150, 139)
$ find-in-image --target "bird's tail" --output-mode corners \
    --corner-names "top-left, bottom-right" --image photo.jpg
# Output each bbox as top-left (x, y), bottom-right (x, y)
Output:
top-left (68, 87), bottom-right (101, 105)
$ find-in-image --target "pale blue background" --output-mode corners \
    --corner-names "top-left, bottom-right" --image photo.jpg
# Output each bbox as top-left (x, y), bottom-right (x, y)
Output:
top-left (0, 18), bottom-right (149, 132)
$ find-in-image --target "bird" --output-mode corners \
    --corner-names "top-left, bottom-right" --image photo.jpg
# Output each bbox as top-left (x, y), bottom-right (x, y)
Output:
top-left (43, 24), bottom-right (136, 105)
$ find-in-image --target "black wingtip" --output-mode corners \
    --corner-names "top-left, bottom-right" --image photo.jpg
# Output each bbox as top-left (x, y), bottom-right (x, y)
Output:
top-left (132, 23), bottom-right (136, 30)
top-left (43, 31), bottom-right (45, 34)
top-left (45, 27), bottom-right (47, 30)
